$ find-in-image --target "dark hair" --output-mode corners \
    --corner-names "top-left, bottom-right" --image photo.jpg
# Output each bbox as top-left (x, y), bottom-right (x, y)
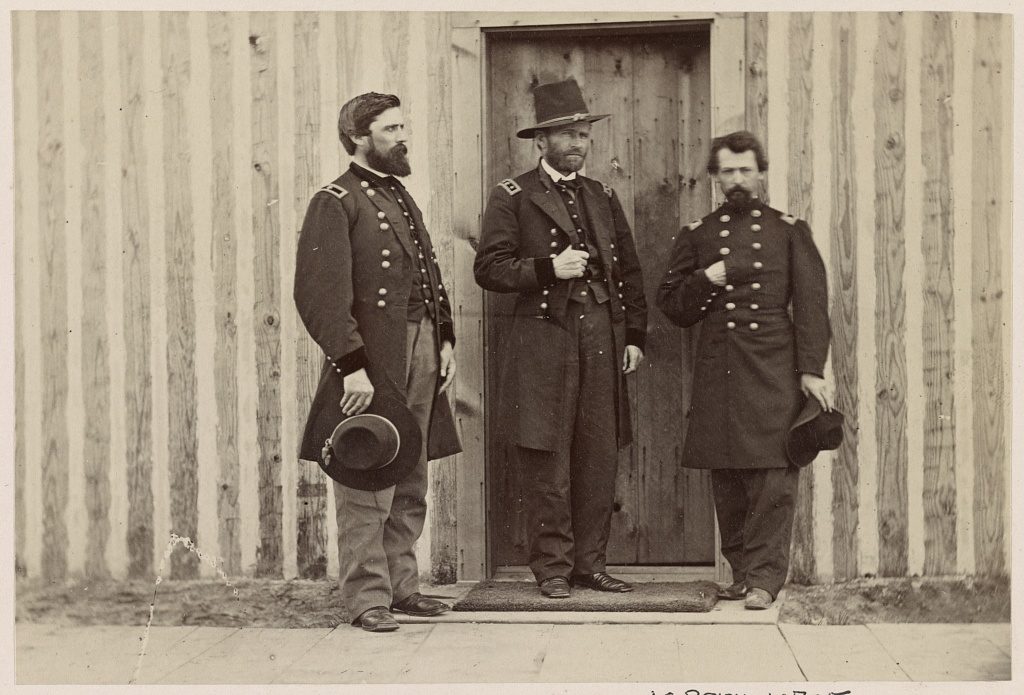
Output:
top-left (706, 130), bottom-right (768, 174)
top-left (338, 92), bottom-right (401, 155)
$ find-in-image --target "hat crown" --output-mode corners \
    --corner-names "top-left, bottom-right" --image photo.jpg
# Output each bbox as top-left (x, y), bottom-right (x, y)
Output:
top-left (333, 414), bottom-right (399, 471)
top-left (532, 78), bottom-right (591, 126)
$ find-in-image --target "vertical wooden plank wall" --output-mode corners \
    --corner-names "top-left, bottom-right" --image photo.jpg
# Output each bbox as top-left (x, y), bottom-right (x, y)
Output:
top-left (13, 10), bottom-right (1011, 581)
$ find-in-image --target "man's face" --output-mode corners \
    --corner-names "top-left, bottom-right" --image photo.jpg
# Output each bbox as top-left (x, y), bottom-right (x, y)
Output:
top-left (360, 106), bottom-right (411, 177)
top-left (537, 123), bottom-right (591, 175)
top-left (714, 148), bottom-right (762, 206)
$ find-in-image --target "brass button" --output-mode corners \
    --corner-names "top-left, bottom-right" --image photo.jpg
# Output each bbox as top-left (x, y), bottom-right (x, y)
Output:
top-left (377, 211), bottom-right (386, 219)
top-left (381, 260), bottom-right (391, 269)
top-left (360, 181), bottom-right (370, 188)
top-left (542, 289), bottom-right (549, 296)
top-left (610, 243), bottom-right (615, 249)
top-left (540, 302), bottom-right (548, 309)
top-left (550, 253), bottom-right (557, 258)
top-left (751, 303), bottom-right (759, 310)
top-left (751, 209), bottom-right (762, 217)
top-left (720, 248), bottom-right (730, 256)
top-left (367, 189), bottom-right (376, 197)
top-left (381, 249), bottom-right (391, 257)
top-left (720, 214), bottom-right (731, 222)
top-left (750, 322), bottom-right (759, 330)
top-left (725, 284), bottom-right (734, 291)
top-left (751, 224), bottom-right (762, 232)
top-left (550, 241), bottom-right (559, 248)
top-left (379, 222), bottom-right (390, 231)
top-left (727, 321), bottom-right (736, 329)
top-left (550, 228), bottom-right (557, 234)
top-left (376, 299), bottom-right (386, 308)
top-left (378, 287), bottom-right (387, 296)
top-left (752, 282), bottom-right (762, 290)
top-left (580, 291), bottom-right (587, 296)
top-left (752, 242), bottom-right (762, 250)
top-left (726, 302), bottom-right (736, 310)
top-left (719, 230), bottom-right (730, 238)
top-left (753, 261), bottom-right (763, 269)
top-left (612, 256), bottom-right (618, 262)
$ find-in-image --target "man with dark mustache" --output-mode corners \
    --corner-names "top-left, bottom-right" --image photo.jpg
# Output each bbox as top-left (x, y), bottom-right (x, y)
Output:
top-left (656, 131), bottom-right (833, 610)
top-left (294, 92), bottom-right (461, 631)
top-left (474, 78), bottom-right (647, 599)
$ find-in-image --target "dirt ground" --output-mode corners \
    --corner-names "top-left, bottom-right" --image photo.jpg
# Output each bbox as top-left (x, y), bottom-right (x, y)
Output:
top-left (778, 576), bottom-right (1011, 624)
top-left (15, 575), bottom-right (1010, 627)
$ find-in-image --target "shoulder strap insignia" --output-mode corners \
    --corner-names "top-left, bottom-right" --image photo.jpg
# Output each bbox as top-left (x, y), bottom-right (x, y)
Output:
top-left (497, 178), bottom-right (522, 196)
top-left (780, 213), bottom-right (797, 225)
top-left (601, 182), bottom-right (613, 198)
top-left (686, 218), bottom-right (703, 231)
top-left (320, 183), bottom-right (348, 200)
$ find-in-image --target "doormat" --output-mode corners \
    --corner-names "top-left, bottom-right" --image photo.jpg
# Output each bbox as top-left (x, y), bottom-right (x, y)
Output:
top-left (453, 580), bottom-right (720, 613)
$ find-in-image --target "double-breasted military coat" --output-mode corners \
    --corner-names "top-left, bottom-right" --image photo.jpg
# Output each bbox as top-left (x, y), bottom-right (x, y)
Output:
top-left (294, 165), bottom-right (461, 464)
top-left (473, 163), bottom-right (648, 452)
top-left (656, 200), bottom-right (830, 469)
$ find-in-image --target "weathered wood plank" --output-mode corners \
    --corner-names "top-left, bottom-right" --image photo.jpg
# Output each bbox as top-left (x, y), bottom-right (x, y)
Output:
top-left (250, 12), bottom-right (284, 578)
top-left (293, 11), bottom-right (327, 579)
top-left (829, 13), bottom-right (860, 581)
top-left (971, 12), bottom-right (1007, 577)
top-left (633, 38), bottom-right (687, 563)
top-left (745, 13), bottom-right (768, 146)
top-left (710, 14), bottom-right (746, 156)
top-left (425, 12), bottom-right (458, 583)
top-left (920, 12), bottom-right (957, 576)
top-left (450, 24), bottom-right (486, 580)
top-left (161, 11), bottom-right (200, 580)
top-left (208, 11), bottom-right (241, 576)
top-left (584, 38), bottom-right (637, 564)
top-left (786, 11), bottom-right (815, 584)
top-left (80, 11), bottom-right (113, 579)
top-left (120, 10), bottom-right (154, 579)
top-left (874, 11), bottom-right (909, 577)
top-left (677, 37), bottom-right (715, 564)
top-left (37, 11), bottom-right (69, 581)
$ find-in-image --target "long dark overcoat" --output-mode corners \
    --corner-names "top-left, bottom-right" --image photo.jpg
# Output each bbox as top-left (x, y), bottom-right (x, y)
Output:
top-left (294, 166), bottom-right (461, 463)
top-left (473, 163), bottom-right (647, 452)
top-left (656, 200), bottom-right (830, 469)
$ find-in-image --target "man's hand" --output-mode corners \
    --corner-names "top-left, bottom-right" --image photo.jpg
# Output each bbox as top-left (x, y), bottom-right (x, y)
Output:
top-left (622, 345), bottom-right (644, 374)
top-left (704, 260), bottom-right (727, 286)
top-left (340, 368), bottom-right (374, 416)
top-left (800, 373), bottom-right (834, 412)
top-left (552, 247), bottom-right (590, 279)
top-left (440, 341), bottom-right (456, 393)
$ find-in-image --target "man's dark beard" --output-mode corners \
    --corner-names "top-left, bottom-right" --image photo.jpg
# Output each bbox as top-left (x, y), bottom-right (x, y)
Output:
top-left (547, 150), bottom-right (586, 175)
top-left (367, 142), bottom-right (411, 177)
top-left (725, 186), bottom-right (754, 208)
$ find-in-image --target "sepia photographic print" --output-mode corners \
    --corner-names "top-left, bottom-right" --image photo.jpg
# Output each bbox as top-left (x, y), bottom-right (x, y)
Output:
top-left (3, 1), bottom-right (1017, 694)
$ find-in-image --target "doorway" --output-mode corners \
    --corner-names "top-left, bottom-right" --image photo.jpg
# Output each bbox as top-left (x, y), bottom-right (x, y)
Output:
top-left (483, 26), bottom-right (716, 571)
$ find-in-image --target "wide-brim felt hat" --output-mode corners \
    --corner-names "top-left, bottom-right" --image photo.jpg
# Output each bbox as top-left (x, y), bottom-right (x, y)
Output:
top-left (516, 77), bottom-right (610, 139)
top-left (319, 388), bottom-right (422, 491)
top-left (786, 397), bottom-right (845, 468)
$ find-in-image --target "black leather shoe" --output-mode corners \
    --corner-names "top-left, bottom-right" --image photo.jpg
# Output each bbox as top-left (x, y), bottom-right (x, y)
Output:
top-left (744, 587), bottom-right (774, 610)
top-left (391, 592), bottom-right (451, 617)
top-left (716, 581), bottom-right (748, 600)
top-left (355, 606), bottom-right (400, 632)
top-left (539, 576), bottom-right (571, 598)
top-left (571, 572), bottom-right (634, 593)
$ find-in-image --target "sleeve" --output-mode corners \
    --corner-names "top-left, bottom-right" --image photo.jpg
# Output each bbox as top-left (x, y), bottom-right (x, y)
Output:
top-left (293, 191), bottom-right (368, 376)
top-left (435, 271), bottom-right (456, 347)
top-left (790, 220), bottom-right (831, 376)
top-left (609, 189), bottom-right (648, 351)
top-left (655, 226), bottom-right (718, 328)
top-left (473, 185), bottom-right (556, 292)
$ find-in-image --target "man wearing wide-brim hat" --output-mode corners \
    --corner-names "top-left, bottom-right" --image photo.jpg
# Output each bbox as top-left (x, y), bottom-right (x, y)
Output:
top-left (474, 78), bottom-right (648, 599)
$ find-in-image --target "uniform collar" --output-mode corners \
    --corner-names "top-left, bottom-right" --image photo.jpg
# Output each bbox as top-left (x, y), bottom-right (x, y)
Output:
top-left (349, 161), bottom-right (403, 189)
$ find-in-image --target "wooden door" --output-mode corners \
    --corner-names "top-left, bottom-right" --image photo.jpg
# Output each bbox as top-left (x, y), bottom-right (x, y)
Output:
top-left (484, 28), bottom-right (716, 568)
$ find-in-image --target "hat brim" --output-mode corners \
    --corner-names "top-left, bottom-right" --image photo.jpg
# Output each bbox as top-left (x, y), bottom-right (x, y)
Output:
top-left (320, 390), bottom-right (422, 491)
top-left (785, 398), bottom-right (844, 468)
top-left (516, 113), bottom-right (610, 139)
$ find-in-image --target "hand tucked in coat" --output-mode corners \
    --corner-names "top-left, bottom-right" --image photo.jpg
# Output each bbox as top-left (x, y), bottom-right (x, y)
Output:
top-left (622, 345), bottom-right (644, 374)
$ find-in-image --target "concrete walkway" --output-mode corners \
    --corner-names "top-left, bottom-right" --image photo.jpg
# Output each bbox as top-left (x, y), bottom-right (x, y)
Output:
top-left (16, 619), bottom-right (1011, 684)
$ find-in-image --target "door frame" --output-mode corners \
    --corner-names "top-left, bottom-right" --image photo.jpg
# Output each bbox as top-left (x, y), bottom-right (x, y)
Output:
top-left (449, 11), bottom-right (745, 582)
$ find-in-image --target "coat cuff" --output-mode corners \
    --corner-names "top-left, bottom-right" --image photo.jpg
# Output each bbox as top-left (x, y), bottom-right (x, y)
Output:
top-left (533, 257), bottom-right (557, 286)
top-left (439, 322), bottom-right (456, 348)
top-left (330, 346), bottom-right (368, 377)
top-left (626, 328), bottom-right (646, 352)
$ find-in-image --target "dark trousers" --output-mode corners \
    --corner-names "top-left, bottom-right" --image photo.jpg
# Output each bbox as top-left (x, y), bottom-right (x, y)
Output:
top-left (711, 466), bottom-right (800, 599)
top-left (518, 291), bottom-right (619, 582)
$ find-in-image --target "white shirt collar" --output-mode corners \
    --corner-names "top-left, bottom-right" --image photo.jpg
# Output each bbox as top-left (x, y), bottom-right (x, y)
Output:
top-left (541, 157), bottom-right (577, 183)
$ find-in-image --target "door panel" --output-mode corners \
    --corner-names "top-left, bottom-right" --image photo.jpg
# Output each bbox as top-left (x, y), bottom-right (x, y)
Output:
top-left (485, 31), bottom-right (714, 567)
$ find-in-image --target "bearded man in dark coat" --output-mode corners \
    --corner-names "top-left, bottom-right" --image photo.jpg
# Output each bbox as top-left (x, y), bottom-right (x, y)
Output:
top-left (656, 131), bottom-right (834, 609)
top-left (474, 78), bottom-right (647, 599)
top-left (295, 92), bottom-right (461, 631)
